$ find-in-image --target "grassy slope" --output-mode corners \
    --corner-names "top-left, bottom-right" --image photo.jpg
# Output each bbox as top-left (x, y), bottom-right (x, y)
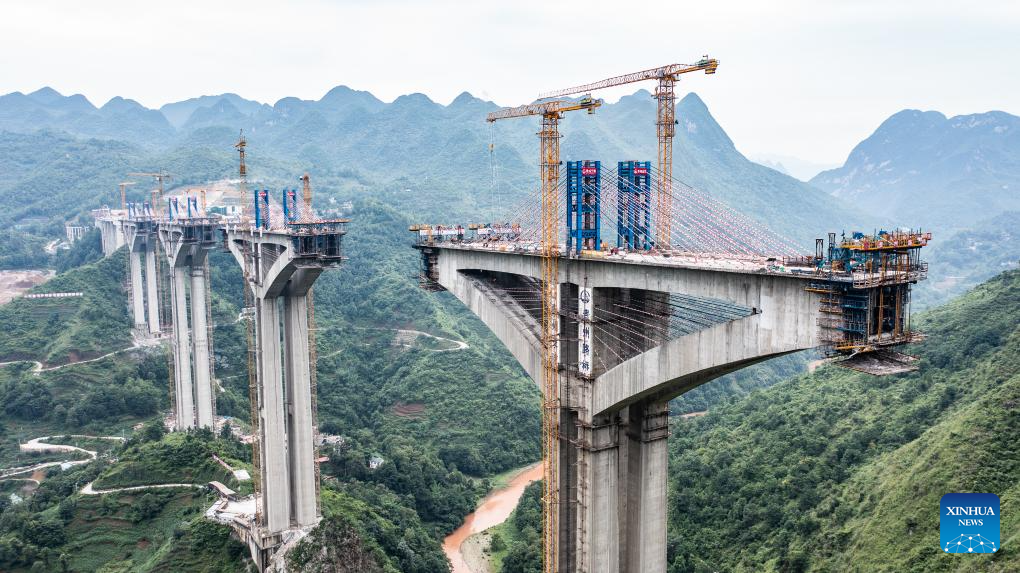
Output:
top-left (0, 249), bottom-right (131, 364)
top-left (665, 269), bottom-right (1020, 572)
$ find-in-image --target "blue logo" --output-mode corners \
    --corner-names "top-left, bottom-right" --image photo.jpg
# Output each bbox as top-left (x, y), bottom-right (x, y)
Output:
top-left (940, 493), bottom-right (1000, 554)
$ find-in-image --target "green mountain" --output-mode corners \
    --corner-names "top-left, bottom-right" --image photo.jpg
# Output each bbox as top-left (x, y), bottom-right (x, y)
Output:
top-left (915, 210), bottom-right (1020, 309)
top-left (0, 86), bottom-right (866, 247)
top-left (664, 268), bottom-right (1020, 572)
top-left (811, 109), bottom-right (1020, 233)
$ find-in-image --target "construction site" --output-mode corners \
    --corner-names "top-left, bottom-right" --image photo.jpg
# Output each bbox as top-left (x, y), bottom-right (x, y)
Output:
top-left (409, 57), bottom-right (932, 573)
top-left (83, 57), bottom-right (933, 573)
top-left (90, 133), bottom-right (349, 571)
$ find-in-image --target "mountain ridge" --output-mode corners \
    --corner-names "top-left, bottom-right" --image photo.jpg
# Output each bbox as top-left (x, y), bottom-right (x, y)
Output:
top-left (811, 107), bottom-right (1020, 232)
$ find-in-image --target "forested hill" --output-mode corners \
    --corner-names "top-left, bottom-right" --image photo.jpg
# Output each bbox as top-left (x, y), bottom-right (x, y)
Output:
top-left (665, 268), bottom-right (1020, 572)
top-left (0, 85), bottom-right (863, 248)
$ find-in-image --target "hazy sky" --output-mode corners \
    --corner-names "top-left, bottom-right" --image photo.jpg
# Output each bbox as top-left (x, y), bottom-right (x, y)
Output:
top-left (2, 0), bottom-right (1018, 164)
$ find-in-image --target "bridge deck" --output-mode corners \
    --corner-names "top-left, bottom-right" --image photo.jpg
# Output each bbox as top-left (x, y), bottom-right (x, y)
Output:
top-left (419, 241), bottom-right (821, 281)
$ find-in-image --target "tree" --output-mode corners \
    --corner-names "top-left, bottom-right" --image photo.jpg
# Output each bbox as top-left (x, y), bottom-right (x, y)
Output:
top-left (288, 515), bottom-right (383, 573)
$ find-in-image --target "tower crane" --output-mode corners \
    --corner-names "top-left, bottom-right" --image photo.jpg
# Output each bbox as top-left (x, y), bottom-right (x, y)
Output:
top-left (236, 131), bottom-right (248, 192)
top-left (538, 57), bottom-right (719, 248)
top-left (128, 171), bottom-right (174, 213)
top-left (118, 181), bottom-right (136, 211)
top-left (486, 95), bottom-right (602, 573)
top-left (300, 173), bottom-right (313, 215)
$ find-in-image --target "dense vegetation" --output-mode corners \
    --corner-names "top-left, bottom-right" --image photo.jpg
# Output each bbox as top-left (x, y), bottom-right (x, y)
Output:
top-left (664, 269), bottom-right (1020, 572)
top-left (915, 210), bottom-right (1020, 309)
top-left (493, 481), bottom-right (543, 573)
top-left (0, 250), bottom-right (132, 365)
top-left (0, 428), bottom-right (251, 572)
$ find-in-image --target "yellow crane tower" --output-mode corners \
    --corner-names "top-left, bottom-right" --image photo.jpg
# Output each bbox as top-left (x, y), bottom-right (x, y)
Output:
top-left (486, 95), bottom-right (602, 573)
top-left (118, 181), bottom-right (136, 210)
top-left (128, 171), bottom-right (174, 214)
top-left (538, 57), bottom-right (719, 247)
top-left (236, 130), bottom-right (248, 191)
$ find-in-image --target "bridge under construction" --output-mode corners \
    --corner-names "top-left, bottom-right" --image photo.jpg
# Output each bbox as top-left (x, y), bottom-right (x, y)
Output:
top-left (93, 137), bottom-right (348, 570)
top-left (411, 57), bottom-right (931, 573)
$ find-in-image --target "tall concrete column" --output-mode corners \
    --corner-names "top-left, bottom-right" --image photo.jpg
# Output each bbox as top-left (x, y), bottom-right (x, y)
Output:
top-left (190, 267), bottom-right (214, 428)
top-left (100, 224), bottom-right (110, 256)
top-left (129, 250), bottom-right (146, 328)
top-left (622, 400), bottom-right (669, 573)
top-left (258, 296), bottom-right (292, 533)
top-left (145, 245), bottom-right (160, 334)
top-left (284, 294), bottom-right (317, 526)
top-left (173, 268), bottom-right (196, 429)
top-left (168, 266), bottom-right (183, 428)
top-left (587, 416), bottom-right (620, 573)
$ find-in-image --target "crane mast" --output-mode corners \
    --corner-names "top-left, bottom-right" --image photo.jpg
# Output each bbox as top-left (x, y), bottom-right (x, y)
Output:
top-left (538, 57), bottom-right (719, 248)
top-left (487, 96), bottom-right (601, 573)
top-left (300, 173), bottom-right (313, 216)
top-left (118, 181), bottom-right (136, 210)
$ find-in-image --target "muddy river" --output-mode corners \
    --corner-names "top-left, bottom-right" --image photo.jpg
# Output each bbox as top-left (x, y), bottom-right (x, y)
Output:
top-left (443, 463), bottom-right (543, 573)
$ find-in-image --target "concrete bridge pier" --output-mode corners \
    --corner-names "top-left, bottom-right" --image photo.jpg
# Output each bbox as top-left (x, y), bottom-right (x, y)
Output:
top-left (95, 212), bottom-right (126, 256)
top-left (129, 248), bottom-right (147, 329)
top-left (170, 264), bottom-right (196, 429)
top-left (224, 221), bottom-right (346, 541)
top-left (145, 242), bottom-right (160, 334)
top-left (190, 264), bottom-right (214, 428)
top-left (619, 399), bottom-right (669, 573)
top-left (160, 219), bottom-right (219, 431)
top-left (122, 219), bottom-right (159, 333)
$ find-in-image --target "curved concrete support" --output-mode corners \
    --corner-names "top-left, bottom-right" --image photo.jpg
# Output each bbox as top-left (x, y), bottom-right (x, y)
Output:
top-left (224, 225), bottom-right (344, 539)
top-left (418, 243), bottom-right (824, 573)
top-left (442, 272), bottom-right (543, 383)
top-left (593, 314), bottom-right (813, 417)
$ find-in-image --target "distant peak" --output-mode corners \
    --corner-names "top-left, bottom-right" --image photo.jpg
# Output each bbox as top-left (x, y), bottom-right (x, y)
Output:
top-left (319, 85), bottom-right (383, 105)
top-left (100, 96), bottom-right (147, 112)
top-left (392, 92), bottom-right (435, 106)
top-left (678, 91), bottom-right (708, 110)
top-left (450, 91), bottom-right (481, 106)
top-left (28, 86), bottom-right (64, 104)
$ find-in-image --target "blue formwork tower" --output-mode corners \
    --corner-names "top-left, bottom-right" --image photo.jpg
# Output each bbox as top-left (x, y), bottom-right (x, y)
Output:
top-left (566, 160), bottom-right (602, 255)
top-left (617, 160), bottom-right (652, 250)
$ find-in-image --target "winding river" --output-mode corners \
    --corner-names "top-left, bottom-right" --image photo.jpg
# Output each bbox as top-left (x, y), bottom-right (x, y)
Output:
top-left (443, 463), bottom-right (543, 573)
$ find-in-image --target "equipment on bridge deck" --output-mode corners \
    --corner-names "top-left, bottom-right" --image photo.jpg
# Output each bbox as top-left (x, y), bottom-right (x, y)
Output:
top-left (538, 57), bottom-right (720, 250)
top-left (254, 189), bottom-right (271, 229)
top-left (797, 229), bottom-right (932, 374)
top-left (487, 96), bottom-right (603, 573)
top-left (566, 160), bottom-right (602, 255)
top-left (129, 171), bottom-right (173, 214)
top-left (617, 160), bottom-right (653, 250)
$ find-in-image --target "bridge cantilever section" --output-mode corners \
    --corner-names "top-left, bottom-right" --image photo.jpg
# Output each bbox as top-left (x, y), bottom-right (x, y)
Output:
top-left (414, 242), bottom-right (822, 573)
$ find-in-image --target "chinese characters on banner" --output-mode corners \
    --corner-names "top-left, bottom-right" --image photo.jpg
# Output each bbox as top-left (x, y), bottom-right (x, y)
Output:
top-left (578, 286), bottom-right (593, 376)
